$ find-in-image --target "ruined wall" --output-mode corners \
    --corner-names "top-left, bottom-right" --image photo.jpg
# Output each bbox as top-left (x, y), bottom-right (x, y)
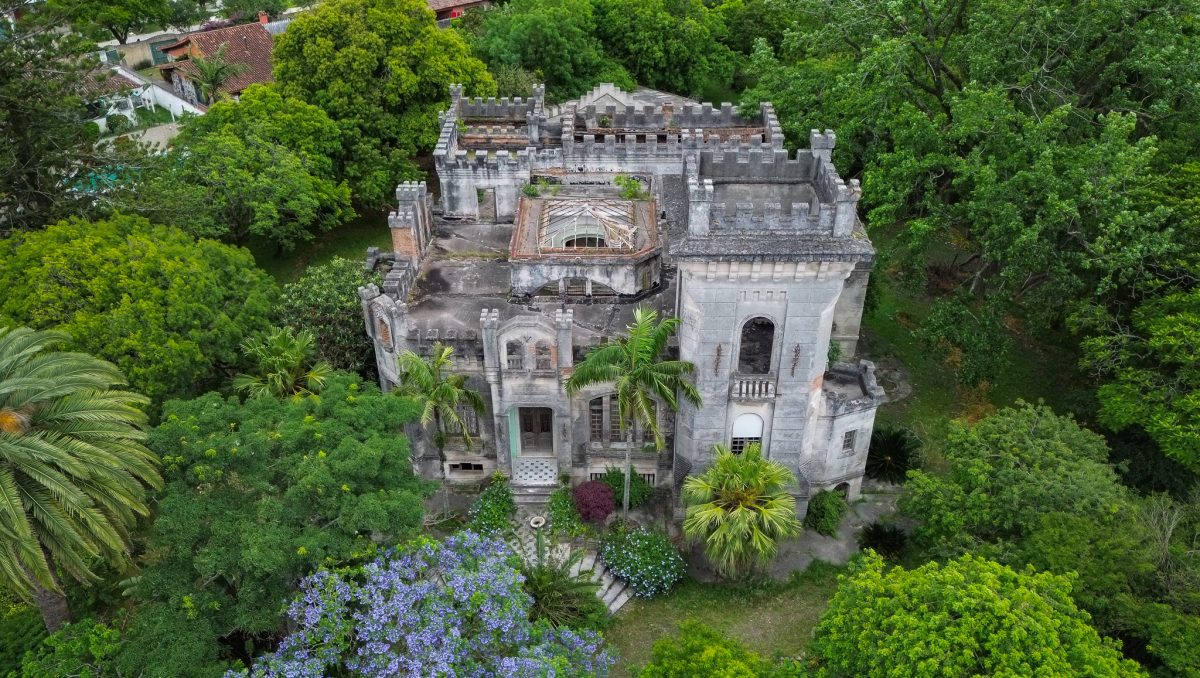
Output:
top-left (831, 262), bottom-right (871, 357)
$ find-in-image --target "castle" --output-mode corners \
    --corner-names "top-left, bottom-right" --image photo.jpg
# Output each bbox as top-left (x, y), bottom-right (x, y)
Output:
top-left (358, 84), bottom-right (883, 512)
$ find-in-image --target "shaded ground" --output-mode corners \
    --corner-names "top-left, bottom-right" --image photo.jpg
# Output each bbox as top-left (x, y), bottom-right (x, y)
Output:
top-left (250, 211), bottom-right (393, 283)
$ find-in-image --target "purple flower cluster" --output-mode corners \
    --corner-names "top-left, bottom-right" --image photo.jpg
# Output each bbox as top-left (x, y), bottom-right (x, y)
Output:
top-left (241, 532), bottom-right (615, 677)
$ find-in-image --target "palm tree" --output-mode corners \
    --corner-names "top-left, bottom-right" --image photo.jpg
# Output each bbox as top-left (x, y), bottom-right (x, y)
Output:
top-left (189, 44), bottom-right (248, 104)
top-left (0, 326), bottom-right (162, 631)
top-left (566, 307), bottom-right (701, 520)
top-left (394, 343), bottom-right (485, 452)
top-left (682, 443), bottom-right (803, 579)
top-left (233, 327), bottom-right (333, 399)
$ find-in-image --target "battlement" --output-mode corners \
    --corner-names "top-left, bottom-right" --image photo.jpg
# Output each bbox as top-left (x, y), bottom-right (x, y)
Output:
top-left (480, 308), bottom-right (500, 329)
top-left (381, 261), bottom-right (417, 300)
top-left (554, 308), bottom-right (573, 329)
top-left (450, 82), bottom-right (546, 121)
top-left (709, 201), bottom-right (836, 234)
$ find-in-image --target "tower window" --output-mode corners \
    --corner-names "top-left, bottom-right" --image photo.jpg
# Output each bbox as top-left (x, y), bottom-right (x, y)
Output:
top-left (737, 317), bottom-right (775, 374)
top-left (842, 429), bottom-right (857, 452)
top-left (730, 413), bottom-right (764, 454)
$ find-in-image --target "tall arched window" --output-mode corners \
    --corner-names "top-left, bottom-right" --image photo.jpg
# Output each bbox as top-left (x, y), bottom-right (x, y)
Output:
top-left (730, 413), bottom-right (764, 454)
top-left (505, 340), bottom-right (524, 370)
top-left (737, 317), bottom-right (774, 374)
top-left (589, 397), bottom-right (605, 441)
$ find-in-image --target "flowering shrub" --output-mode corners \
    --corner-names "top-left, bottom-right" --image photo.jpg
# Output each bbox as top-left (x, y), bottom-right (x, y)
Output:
top-left (243, 532), bottom-right (615, 677)
top-left (572, 481), bottom-right (615, 523)
top-left (469, 473), bottom-right (516, 534)
top-left (599, 527), bottom-right (685, 598)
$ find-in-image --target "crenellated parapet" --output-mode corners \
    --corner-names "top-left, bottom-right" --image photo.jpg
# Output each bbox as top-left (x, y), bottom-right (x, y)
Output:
top-left (389, 181), bottom-right (433, 264)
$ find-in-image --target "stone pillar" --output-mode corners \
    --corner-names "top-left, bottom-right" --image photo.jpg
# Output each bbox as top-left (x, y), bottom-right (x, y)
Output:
top-left (389, 181), bottom-right (432, 265)
top-left (833, 179), bottom-right (861, 237)
top-left (556, 309), bottom-right (574, 372)
top-left (687, 176), bottom-right (713, 236)
top-left (480, 309), bottom-right (509, 475)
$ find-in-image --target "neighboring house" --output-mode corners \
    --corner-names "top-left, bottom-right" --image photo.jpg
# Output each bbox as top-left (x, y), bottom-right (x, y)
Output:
top-left (359, 83), bottom-right (884, 518)
top-left (83, 70), bottom-right (144, 132)
top-left (156, 19), bottom-right (274, 107)
top-left (428, 0), bottom-right (489, 26)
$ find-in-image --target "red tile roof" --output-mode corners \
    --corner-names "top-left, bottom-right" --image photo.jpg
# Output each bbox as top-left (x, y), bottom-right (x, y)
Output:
top-left (83, 70), bottom-right (141, 97)
top-left (427, 0), bottom-right (488, 13)
top-left (160, 22), bottom-right (274, 95)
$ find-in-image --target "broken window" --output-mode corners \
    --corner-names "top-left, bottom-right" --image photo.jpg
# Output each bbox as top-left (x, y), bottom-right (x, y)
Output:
top-left (737, 317), bottom-right (775, 374)
top-left (534, 341), bottom-right (552, 370)
top-left (506, 341), bottom-right (524, 370)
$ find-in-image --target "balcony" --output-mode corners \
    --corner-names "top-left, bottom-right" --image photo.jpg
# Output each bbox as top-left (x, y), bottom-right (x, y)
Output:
top-left (730, 373), bottom-right (776, 400)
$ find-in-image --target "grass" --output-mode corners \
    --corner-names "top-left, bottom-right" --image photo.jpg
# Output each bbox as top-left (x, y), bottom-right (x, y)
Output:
top-left (249, 211), bottom-right (393, 283)
top-left (606, 564), bottom-right (843, 676)
top-left (134, 105), bottom-right (175, 127)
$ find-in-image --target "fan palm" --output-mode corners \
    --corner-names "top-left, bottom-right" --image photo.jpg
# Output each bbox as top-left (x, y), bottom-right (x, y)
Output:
top-left (682, 443), bottom-right (802, 579)
top-left (0, 326), bottom-right (162, 631)
top-left (233, 327), bottom-right (333, 399)
top-left (395, 342), bottom-right (485, 451)
top-left (189, 44), bottom-right (248, 104)
top-left (566, 307), bottom-right (701, 520)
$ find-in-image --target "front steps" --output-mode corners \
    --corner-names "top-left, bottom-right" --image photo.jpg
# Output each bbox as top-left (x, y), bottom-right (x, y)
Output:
top-left (510, 509), bottom-right (632, 614)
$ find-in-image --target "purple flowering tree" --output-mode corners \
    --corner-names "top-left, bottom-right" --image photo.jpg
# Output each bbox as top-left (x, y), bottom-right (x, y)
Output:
top-left (241, 531), bottom-right (615, 677)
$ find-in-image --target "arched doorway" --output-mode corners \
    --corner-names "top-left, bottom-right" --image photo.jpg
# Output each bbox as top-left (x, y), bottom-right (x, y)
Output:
top-left (730, 413), bottom-right (763, 454)
top-left (738, 318), bottom-right (774, 374)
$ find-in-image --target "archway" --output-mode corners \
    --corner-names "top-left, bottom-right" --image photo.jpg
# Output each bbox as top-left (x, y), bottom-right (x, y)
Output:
top-left (730, 413), bottom-right (763, 454)
top-left (737, 318), bottom-right (774, 374)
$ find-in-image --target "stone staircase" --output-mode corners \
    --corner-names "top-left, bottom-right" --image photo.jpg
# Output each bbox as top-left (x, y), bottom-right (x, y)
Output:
top-left (510, 509), bottom-right (632, 614)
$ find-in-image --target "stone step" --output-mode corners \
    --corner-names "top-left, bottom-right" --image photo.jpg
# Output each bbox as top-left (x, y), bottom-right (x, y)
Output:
top-left (590, 564), bottom-right (605, 583)
top-left (579, 552), bottom-right (596, 573)
top-left (609, 589), bottom-right (632, 613)
top-left (602, 580), bottom-right (626, 607)
top-left (596, 570), bottom-right (614, 592)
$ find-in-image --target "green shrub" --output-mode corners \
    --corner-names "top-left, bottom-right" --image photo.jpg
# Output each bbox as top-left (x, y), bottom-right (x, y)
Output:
top-left (805, 490), bottom-right (848, 537)
top-left (469, 473), bottom-right (516, 534)
top-left (857, 522), bottom-right (907, 560)
top-left (866, 427), bottom-right (919, 484)
top-left (547, 485), bottom-right (585, 537)
top-left (522, 546), bottom-right (607, 631)
top-left (0, 606), bottom-right (44, 675)
top-left (599, 526), bottom-right (685, 598)
top-left (104, 113), bottom-right (131, 135)
top-left (599, 466), bottom-right (653, 509)
top-left (522, 183), bottom-right (539, 198)
top-left (640, 621), bottom-right (766, 677)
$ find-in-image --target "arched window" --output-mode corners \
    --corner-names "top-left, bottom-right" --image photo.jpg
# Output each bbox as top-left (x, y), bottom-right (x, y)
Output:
top-left (737, 317), bottom-right (774, 374)
top-left (730, 413), bottom-right (763, 454)
top-left (505, 340), bottom-right (524, 370)
top-left (534, 341), bottom-right (552, 370)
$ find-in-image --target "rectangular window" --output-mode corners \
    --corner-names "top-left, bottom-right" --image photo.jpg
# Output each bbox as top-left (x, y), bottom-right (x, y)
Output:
top-left (535, 343), bottom-right (553, 370)
top-left (842, 429), bottom-right (857, 452)
top-left (448, 462), bottom-right (484, 472)
top-left (730, 437), bottom-right (761, 455)
top-left (455, 404), bottom-right (480, 436)
top-left (589, 399), bottom-right (604, 442)
top-left (609, 399), bottom-right (622, 440)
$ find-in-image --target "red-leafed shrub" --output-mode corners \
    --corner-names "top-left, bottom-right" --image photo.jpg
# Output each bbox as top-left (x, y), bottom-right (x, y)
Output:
top-left (572, 481), bottom-right (615, 523)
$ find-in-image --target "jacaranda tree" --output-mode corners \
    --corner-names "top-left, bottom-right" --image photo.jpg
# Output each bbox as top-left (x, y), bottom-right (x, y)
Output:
top-left (245, 531), bottom-right (615, 677)
top-left (0, 327), bottom-right (162, 632)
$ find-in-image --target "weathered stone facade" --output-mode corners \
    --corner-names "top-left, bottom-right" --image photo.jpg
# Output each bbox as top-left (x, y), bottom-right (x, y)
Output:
top-left (359, 84), bottom-right (883, 511)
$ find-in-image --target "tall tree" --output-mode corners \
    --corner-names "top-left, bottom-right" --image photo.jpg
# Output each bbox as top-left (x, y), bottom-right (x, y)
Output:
top-left (567, 307), bottom-right (701, 520)
top-left (233, 327), bottom-right (333, 399)
top-left (394, 342), bottom-right (485, 459)
top-left (0, 2), bottom-right (145, 231)
top-left (49, 0), bottom-right (171, 44)
top-left (273, 0), bottom-right (495, 207)
top-left (0, 214), bottom-right (277, 405)
top-left (278, 257), bottom-right (381, 374)
top-left (682, 443), bottom-right (802, 579)
top-left (810, 553), bottom-right (1145, 677)
top-left (0, 327), bottom-right (162, 632)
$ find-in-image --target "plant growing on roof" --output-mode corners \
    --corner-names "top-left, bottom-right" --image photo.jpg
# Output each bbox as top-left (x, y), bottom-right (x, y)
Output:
top-left (682, 443), bottom-right (802, 579)
top-left (566, 307), bottom-right (701, 520)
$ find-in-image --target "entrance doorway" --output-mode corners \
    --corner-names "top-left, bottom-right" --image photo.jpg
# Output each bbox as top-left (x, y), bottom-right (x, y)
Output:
top-left (518, 407), bottom-right (554, 456)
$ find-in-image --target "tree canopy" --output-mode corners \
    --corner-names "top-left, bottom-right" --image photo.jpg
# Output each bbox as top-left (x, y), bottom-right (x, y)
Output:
top-left (0, 215), bottom-right (277, 405)
top-left (274, 0), bottom-right (495, 207)
top-left (811, 552), bottom-right (1145, 677)
top-left (277, 257), bottom-right (380, 375)
top-left (121, 373), bottom-right (430, 674)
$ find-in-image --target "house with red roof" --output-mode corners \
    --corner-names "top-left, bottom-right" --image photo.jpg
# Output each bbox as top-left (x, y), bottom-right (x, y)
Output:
top-left (428, 0), bottom-right (490, 26)
top-left (155, 18), bottom-right (274, 108)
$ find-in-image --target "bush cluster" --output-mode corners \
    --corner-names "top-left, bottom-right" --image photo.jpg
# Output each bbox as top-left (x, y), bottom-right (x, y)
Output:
top-left (857, 522), bottom-right (907, 561)
top-left (546, 485), bottom-right (585, 537)
top-left (805, 490), bottom-right (849, 537)
top-left (572, 481), bottom-right (615, 523)
top-left (599, 466), bottom-right (653, 509)
top-left (599, 527), bottom-right (685, 598)
top-left (469, 473), bottom-right (516, 534)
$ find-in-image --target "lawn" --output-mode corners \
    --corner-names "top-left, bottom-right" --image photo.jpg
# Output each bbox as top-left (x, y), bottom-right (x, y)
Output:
top-left (250, 211), bottom-right (393, 283)
top-left (606, 564), bottom-right (842, 677)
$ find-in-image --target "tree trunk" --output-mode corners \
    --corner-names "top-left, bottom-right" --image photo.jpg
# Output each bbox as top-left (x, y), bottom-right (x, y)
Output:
top-left (623, 428), bottom-right (634, 521)
top-left (32, 579), bottom-right (71, 632)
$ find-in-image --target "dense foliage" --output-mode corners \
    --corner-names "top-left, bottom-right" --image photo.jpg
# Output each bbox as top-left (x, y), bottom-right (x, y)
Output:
top-left (120, 373), bottom-right (429, 673)
top-left (683, 444), bottom-right (802, 578)
top-left (856, 523), bottom-right (907, 562)
top-left (599, 466), bottom-right (652, 509)
top-left (599, 526), bottom-right (685, 598)
top-left (274, 0), bottom-right (495, 206)
top-left (573, 480), bottom-right (616, 524)
top-left (246, 532), bottom-right (615, 676)
top-left (233, 327), bottom-right (333, 399)
top-left (0, 215), bottom-right (277, 404)
top-left (804, 490), bottom-right (848, 538)
top-left (811, 553), bottom-right (1145, 677)
top-left (278, 257), bottom-right (381, 374)
top-left (140, 85), bottom-right (353, 252)
top-left (639, 621), bottom-right (767, 678)
top-left (546, 485), bottom-right (586, 537)
top-left (0, 327), bottom-right (162, 631)
top-left (864, 427), bottom-right (919, 484)
top-left (469, 473), bottom-right (517, 534)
